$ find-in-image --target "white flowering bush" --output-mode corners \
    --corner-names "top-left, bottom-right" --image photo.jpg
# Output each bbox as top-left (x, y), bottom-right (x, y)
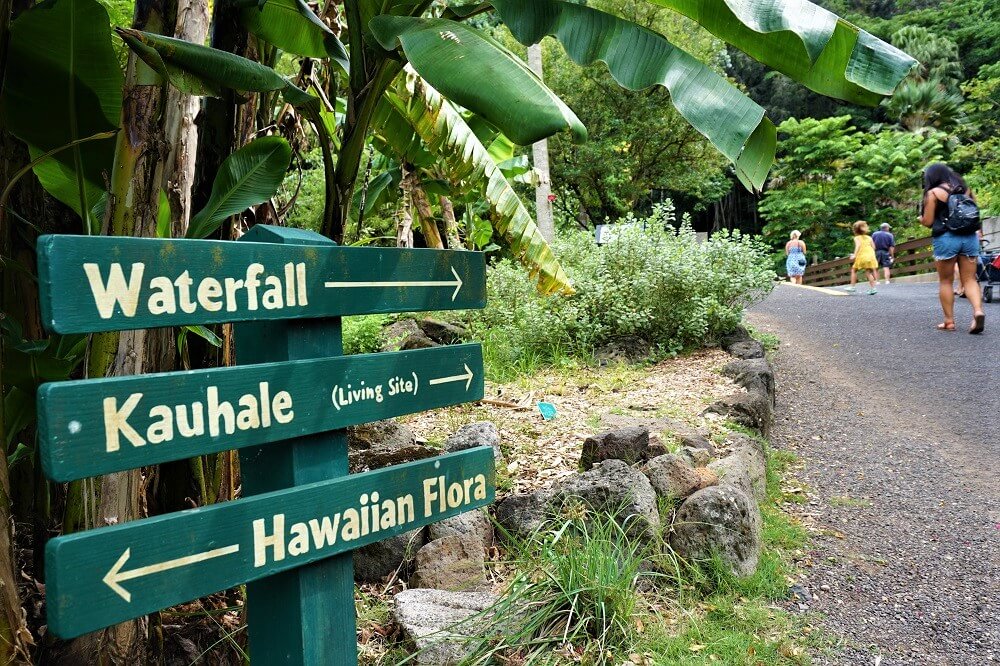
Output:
top-left (472, 203), bottom-right (775, 374)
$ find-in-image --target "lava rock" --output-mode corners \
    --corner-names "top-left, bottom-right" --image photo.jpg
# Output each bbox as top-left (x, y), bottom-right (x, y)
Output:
top-left (417, 319), bottom-right (468, 344)
top-left (429, 508), bottom-right (493, 547)
top-left (642, 454), bottom-right (704, 501)
top-left (354, 527), bottom-right (425, 583)
top-left (410, 534), bottom-right (487, 592)
top-left (445, 422), bottom-right (503, 463)
top-left (595, 335), bottom-right (654, 363)
top-left (553, 459), bottom-right (660, 539)
top-left (579, 426), bottom-right (653, 470)
top-left (680, 446), bottom-right (711, 467)
top-left (720, 325), bottom-right (752, 349)
top-left (704, 390), bottom-right (773, 438)
top-left (494, 489), bottom-right (553, 542)
top-left (382, 319), bottom-right (440, 351)
top-left (670, 486), bottom-right (762, 577)
top-left (723, 358), bottom-right (775, 404)
top-left (726, 339), bottom-right (766, 360)
top-left (708, 454), bottom-right (758, 500)
top-left (348, 420), bottom-right (438, 473)
top-left (393, 589), bottom-right (499, 665)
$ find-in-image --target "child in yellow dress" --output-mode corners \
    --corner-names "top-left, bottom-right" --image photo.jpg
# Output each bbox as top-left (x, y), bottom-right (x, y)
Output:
top-left (847, 220), bottom-right (879, 294)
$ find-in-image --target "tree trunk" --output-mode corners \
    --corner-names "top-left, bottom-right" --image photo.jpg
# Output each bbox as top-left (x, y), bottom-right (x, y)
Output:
top-left (0, 137), bottom-right (38, 666)
top-left (160, 0), bottom-right (208, 236)
top-left (439, 195), bottom-right (460, 249)
top-left (411, 182), bottom-right (443, 249)
top-left (66, 0), bottom-right (177, 660)
top-left (527, 44), bottom-right (555, 242)
top-left (397, 165), bottom-right (414, 248)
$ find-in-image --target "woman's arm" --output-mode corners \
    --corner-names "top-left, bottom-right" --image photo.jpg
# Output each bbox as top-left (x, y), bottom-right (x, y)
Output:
top-left (920, 190), bottom-right (939, 227)
top-left (800, 241), bottom-right (807, 254)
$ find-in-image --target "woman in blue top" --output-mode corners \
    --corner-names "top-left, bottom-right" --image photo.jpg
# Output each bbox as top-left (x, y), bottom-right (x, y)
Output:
top-left (920, 163), bottom-right (984, 334)
top-left (785, 230), bottom-right (807, 285)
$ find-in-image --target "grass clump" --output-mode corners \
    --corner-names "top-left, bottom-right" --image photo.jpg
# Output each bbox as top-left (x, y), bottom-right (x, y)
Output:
top-left (466, 511), bottom-right (656, 664)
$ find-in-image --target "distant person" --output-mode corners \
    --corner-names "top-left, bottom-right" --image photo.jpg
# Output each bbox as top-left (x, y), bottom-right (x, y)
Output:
top-left (785, 230), bottom-right (807, 285)
top-left (872, 223), bottom-right (895, 284)
top-left (919, 162), bottom-right (984, 334)
top-left (847, 221), bottom-right (879, 295)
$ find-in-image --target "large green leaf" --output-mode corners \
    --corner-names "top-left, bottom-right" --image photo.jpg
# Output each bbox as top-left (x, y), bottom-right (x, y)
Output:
top-left (370, 16), bottom-right (586, 147)
top-left (0, 0), bottom-right (121, 219)
top-left (386, 68), bottom-right (573, 295)
top-left (490, 0), bottom-right (775, 190)
top-left (647, 0), bottom-right (916, 105)
top-left (239, 0), bottom-right (349, 71)
top-left (187, 136), bottom-right (293, 238)
top-left (116, 28), bottom-right (318, 110)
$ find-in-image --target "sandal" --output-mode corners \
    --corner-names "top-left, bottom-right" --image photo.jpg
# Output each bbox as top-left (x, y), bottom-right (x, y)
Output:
top-left (937, 321), bottom-right (956, 331)
top-left (970, 313), bottom-right (985, 335)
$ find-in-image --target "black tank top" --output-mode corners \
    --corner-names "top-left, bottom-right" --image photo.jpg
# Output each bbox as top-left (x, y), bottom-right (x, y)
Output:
top-left (931, 185), bottom-right (964, 237)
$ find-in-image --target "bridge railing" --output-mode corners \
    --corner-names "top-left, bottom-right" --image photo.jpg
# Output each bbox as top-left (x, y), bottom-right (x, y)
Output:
top-left (803, 237), bottom-right (934, 287)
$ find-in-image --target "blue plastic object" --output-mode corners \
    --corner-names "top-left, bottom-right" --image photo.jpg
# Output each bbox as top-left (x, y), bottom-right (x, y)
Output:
top-left (537, 401), bottom-right (557, 420)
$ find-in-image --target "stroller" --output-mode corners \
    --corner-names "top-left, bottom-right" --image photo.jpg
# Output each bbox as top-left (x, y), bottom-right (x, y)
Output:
top-left (977, 240), bottom-right (1000, 303)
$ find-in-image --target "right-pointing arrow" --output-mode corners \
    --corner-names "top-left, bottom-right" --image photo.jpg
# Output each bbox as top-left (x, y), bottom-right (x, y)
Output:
top-left (103, 544), bottom-right (241, 603)
top-left (324, 266), bottom-right (464, 301)
top-left (428, 363), bottom-right (475, 391)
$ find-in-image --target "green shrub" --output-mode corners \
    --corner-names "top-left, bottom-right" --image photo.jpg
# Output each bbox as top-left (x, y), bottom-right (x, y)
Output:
top-left (472, 202), bottom-right (775, 377)
top-left (465, 511), bottom-right (655, 664)
top-left (342, 315), bottom-right (390, 355)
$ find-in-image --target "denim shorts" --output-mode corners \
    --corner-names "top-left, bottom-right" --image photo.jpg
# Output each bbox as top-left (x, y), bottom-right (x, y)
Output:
top-left (932, 232), bottom-right (980, 261)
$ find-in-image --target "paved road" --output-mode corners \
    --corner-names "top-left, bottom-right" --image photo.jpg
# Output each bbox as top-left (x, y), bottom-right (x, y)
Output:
top-left (749, 283), bottom-right (999, 665)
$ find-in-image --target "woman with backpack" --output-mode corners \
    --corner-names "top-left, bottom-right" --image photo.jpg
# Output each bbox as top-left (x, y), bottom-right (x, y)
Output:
top-left (920, 162), bottom-right (985, 334)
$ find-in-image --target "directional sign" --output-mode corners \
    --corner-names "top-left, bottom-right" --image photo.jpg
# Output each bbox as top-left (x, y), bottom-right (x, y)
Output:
top-left (36, 234), bottom-right (486, 333)
top-left (38, 344), bottom-right (484, 481)
top-left (45, 447), bottom-right (495, 639)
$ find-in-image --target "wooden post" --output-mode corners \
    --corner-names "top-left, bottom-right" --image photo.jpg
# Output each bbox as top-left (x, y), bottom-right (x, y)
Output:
top-left (235, 225), bottom-right (356, 665)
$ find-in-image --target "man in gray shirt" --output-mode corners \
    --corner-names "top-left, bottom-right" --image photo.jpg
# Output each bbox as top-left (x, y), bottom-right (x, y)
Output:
top-left (872, 223), bottom-right (896, 284)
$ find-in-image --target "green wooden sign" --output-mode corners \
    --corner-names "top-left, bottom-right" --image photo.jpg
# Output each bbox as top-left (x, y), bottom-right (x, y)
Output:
top-left (45, 448), bottom-right (495, 639)
top-left (38, 225), bottom-right (493, 663)
top-left (36, 232), bottom-right (486, 333)
top-left (37, 344), bottom-right (483, 481)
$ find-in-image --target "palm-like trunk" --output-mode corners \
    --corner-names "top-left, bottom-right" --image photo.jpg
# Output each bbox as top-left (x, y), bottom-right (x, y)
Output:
top-left (527, 44), bottom-right (555, 242)
top-left (65, 0), bottom-right (177, 660)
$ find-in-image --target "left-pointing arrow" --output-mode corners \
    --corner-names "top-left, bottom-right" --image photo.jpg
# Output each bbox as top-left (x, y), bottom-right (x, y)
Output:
top-left (104, 544), bottom-right (241, 602)
top-left (324, 266), bottom-right (464, 301)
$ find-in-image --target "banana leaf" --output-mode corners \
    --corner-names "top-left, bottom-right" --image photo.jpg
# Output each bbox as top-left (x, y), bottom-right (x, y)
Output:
top-left (646, 0), bottom-right (916, 105)
top-left (387, 68), bottom-right (574, 295)
top-left (188, 136), bottom-right (293, 238)
top-left (239, 0), bottom-right (349, 71)
top-left (1, 0), bottom-right (122, 219)
top-left (116, 28), bottom-right (318, 110)
top-left (370, 16), bottom-right (586, 147)
top-left (490, 0), bottom-right (775, 190)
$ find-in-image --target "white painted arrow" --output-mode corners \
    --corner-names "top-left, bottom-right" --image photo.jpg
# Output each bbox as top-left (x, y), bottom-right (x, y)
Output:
top-left (104, 544), bottom-right (240, 602)
top-left (324, 266), bottom-right (464, 301)
top-left (429, 363), bottom-right (475, 391)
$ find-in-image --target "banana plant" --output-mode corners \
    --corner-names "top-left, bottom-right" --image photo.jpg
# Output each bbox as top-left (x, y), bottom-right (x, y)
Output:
top-left (104, 0), bottom-right (914, 293)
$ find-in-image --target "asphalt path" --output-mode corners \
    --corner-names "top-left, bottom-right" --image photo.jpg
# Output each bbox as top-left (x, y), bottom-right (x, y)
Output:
top-left (749, 282), bottom-right (999, 665)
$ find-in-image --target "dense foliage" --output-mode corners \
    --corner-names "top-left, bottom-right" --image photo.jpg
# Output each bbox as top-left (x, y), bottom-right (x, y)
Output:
top-left (538, 0), bottom-right (730, 224)
top-left (760, 116), bottom-right (949, 267)
top-left (471, 203), bottom-right (775, 377)
top-left (753, 0), bottom-right (1000, 271)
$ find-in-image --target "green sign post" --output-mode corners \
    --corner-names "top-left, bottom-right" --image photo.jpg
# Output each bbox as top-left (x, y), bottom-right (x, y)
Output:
top-left (36, 225), bottom-right (494, 664)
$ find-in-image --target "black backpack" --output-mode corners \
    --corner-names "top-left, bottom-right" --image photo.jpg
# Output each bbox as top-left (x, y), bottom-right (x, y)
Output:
top-left (944, 192), bottom-right (981, 235)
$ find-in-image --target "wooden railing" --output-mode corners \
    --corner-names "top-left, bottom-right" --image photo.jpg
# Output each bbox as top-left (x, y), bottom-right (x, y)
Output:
top-left (803, 237), bottom-right (934, 287)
